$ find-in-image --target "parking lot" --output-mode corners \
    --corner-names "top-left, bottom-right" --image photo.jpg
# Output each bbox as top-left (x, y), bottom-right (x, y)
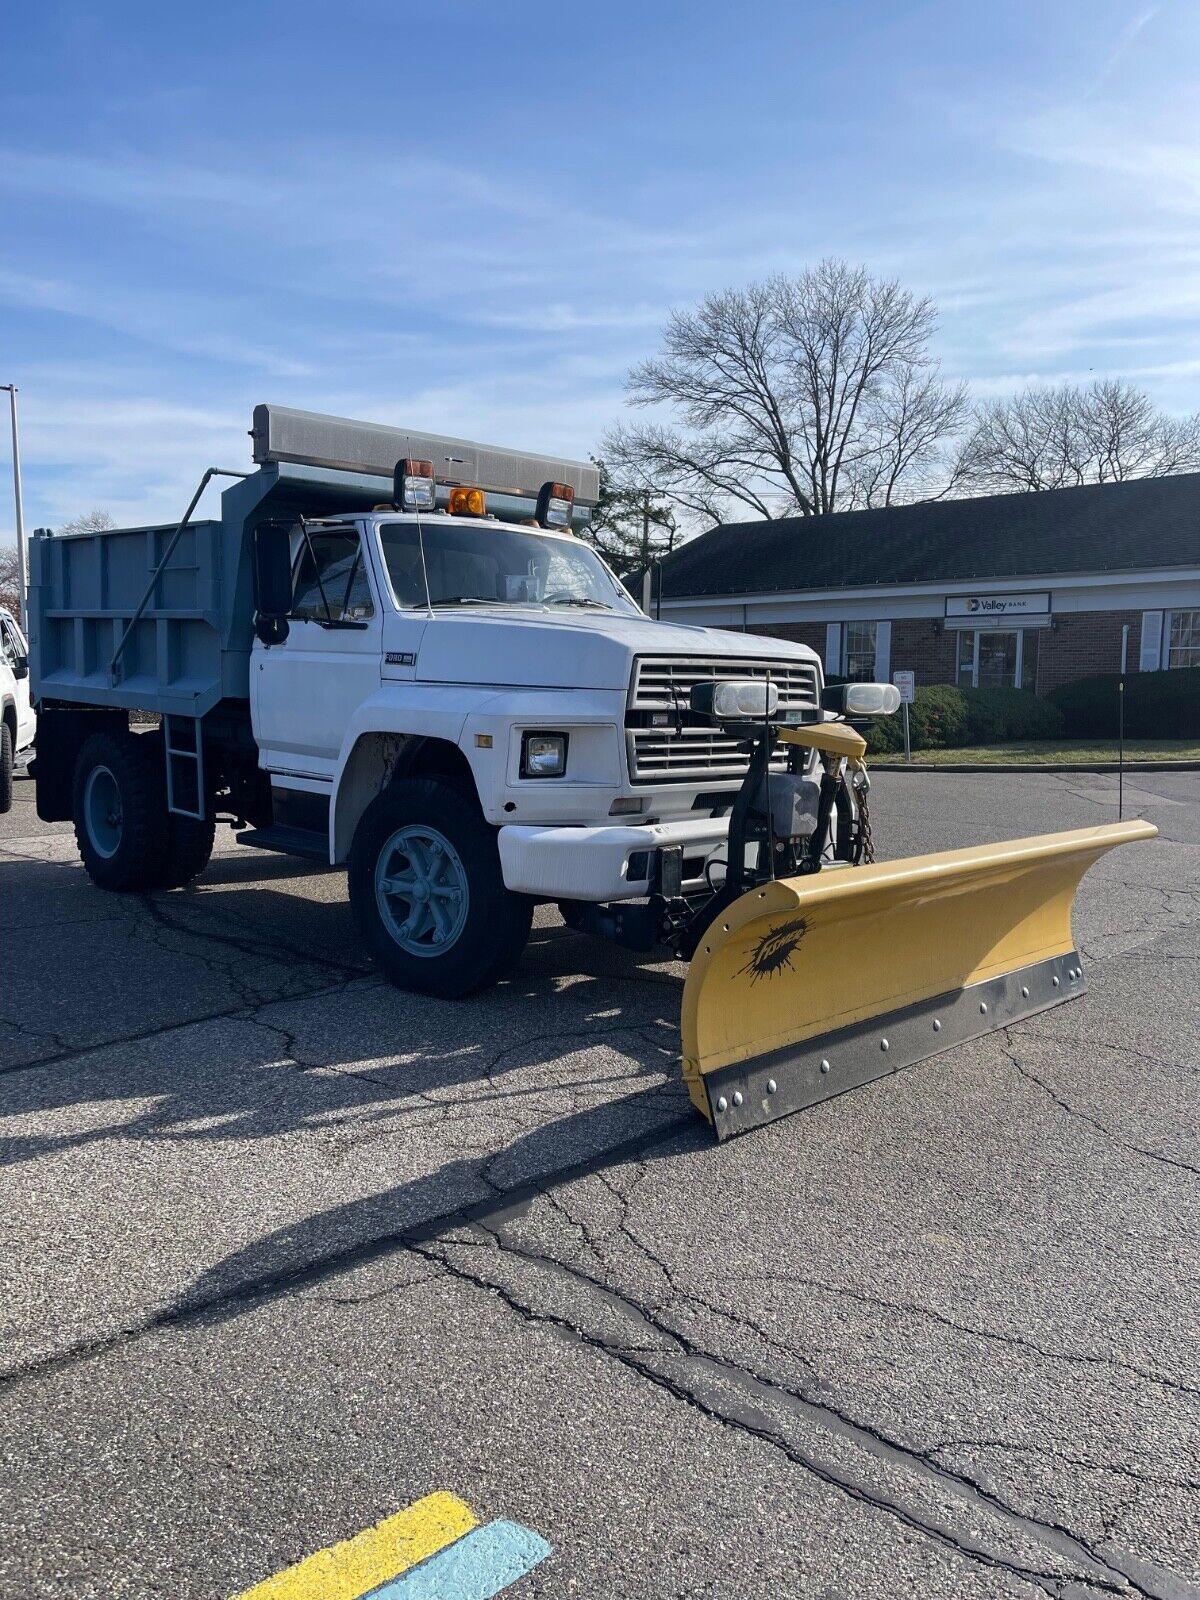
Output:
top-left (1, 765), bottom-right (1197, 1599)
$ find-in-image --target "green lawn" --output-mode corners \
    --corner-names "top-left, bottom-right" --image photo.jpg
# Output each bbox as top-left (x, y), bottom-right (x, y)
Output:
top-left (874, 740), bottom-right (1200, 766)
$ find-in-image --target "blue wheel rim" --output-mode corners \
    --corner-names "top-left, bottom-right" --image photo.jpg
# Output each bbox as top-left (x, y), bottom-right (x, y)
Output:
top-left (374, 824), bottom-right (470, 957)
top-left (84, 764), bottom-right (123, 858)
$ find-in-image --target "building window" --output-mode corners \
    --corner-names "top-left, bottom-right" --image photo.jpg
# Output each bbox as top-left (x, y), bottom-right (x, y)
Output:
top-left (843, 621), bottom-right (877, 681)
top-left (1167, 611), bottom-right (1200, 670)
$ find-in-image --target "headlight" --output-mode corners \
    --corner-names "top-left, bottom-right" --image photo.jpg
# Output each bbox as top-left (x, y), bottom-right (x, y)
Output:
top-left (521, 731), bottom-right (568, 778)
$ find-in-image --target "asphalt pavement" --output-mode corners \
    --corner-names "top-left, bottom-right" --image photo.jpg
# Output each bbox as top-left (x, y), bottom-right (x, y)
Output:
top-left (1, 764), bottom-right (1197, 1599)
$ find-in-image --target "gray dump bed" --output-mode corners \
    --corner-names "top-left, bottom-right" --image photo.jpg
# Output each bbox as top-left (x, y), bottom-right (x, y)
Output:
top-left (28, 406), bottom-right (598, 719)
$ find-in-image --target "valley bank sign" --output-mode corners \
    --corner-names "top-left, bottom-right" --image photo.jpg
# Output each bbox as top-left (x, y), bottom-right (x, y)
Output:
top-left (945, 591), bottom-right (1052, 629)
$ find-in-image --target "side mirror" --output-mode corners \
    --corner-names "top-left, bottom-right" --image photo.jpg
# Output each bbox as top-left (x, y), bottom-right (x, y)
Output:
top-left (12, 653), bottom-right (29, 681)
top-left (253, 522), bottom-right (293, 645)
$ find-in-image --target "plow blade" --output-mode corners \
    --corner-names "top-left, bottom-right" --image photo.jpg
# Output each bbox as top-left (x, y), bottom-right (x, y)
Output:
top-left (681, 821), bottom-right (1156, 1140)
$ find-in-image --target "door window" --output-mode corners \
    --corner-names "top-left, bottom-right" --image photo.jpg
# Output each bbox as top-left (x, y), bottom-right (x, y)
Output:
top-left (0, 619), bottom-right (16, 668)
top-left (957, 629), bottom-right (1030, 689)
top-left (291, 530), bottom-right (375, 623)
top-left (978, 631), bottom-right (1018, 688)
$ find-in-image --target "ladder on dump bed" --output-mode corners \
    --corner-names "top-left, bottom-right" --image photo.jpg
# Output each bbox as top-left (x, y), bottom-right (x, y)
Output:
top-left (164, 715), bottom-right (205, 819)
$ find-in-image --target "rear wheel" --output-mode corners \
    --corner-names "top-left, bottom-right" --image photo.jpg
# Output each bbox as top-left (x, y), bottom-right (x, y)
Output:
top-left (0, 721), bottom-right (12, 815)
top-left (349, 778), bottom-right (532, 997)
top-left (160, 814), bottom-right (216, 888)
top-left (72, 729), bottom-right (168, 890)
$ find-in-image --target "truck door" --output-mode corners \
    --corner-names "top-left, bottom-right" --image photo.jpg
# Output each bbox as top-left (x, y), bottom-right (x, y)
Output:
top-left (252, 525), bottom-right (383, 779)
top-left (1, 615), bottom-right (34, 750)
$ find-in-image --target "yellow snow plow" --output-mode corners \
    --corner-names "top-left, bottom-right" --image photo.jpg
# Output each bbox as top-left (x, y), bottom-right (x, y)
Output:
top-left (669, 685), bottom-right (1156, 1140)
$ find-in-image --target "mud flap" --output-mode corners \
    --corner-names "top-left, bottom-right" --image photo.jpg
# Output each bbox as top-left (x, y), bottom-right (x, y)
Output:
top-left (680, 821), bottom-right (1156, 1140)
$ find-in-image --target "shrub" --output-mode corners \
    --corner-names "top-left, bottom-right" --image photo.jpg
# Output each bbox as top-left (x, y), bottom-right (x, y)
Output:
top-left (861, 682), bottom-right (1062, 753)
top-left (1049, 666), bottom-right (1200, 740)
top-left (962, 686), bottom-right (1064, 744)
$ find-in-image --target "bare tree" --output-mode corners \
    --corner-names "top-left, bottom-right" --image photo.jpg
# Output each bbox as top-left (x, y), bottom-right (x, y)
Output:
top-left (57, 509), bottom-right (117, 535)
top-left (0, 545), bottom-right (19, 620)
top-left (582, 460), bottom-right (677, 577)
top-left (604, 261), bottom-right (968, 523)
top-left (958, 380), bottom-right (1200, 494)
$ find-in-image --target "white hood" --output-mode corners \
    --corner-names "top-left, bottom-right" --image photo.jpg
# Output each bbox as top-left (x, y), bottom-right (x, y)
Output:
top-left (411, 609), bottom-right (819, 691)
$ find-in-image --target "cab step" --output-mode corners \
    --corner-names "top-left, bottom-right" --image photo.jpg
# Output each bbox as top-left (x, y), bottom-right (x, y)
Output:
top-left (235, 824), bottom-right (328, 862)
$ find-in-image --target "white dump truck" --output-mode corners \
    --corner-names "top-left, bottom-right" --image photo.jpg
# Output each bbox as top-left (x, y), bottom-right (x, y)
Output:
top-left (26, 406), bottom-right (1151, 1138)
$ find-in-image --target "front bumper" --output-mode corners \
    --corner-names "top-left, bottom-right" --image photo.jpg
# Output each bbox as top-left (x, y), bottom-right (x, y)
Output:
top-left (496, 817), bottom-right (730, 901)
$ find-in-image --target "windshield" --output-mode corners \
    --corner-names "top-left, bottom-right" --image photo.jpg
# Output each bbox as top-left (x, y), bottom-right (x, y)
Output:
top-left (378, 519), bottom-right (639, 614)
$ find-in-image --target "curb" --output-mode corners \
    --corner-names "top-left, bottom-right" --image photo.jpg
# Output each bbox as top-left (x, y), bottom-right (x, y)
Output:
top-left (871, 760), bottom-right (1200, 774)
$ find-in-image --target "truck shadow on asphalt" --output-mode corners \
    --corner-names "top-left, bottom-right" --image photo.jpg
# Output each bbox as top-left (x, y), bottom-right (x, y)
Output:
top-left (173, 1085), bottom-right (704, 1330)
top-left (0, 853), bottom-right (694, 1189)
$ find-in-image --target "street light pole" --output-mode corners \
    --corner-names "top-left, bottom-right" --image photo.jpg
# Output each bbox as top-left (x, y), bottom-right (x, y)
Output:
top-left (0, 385), bottom-right (27, 630)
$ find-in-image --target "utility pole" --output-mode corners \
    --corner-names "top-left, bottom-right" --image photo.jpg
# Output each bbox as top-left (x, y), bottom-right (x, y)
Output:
top-left (1, 385), bottom-right (27, 630)
top-left (639, 485), bottom-right (672, 618)
top-left (640, 488), bottom-right (652, 615)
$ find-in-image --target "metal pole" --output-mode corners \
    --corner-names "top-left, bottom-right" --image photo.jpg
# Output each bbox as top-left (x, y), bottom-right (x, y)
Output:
top-left (108, 465), bottom-right (246, 682)
top-left (902, 700), bottom-right (911, 764)
top-left (1, 385), bottom-right (27, 630)
top-left (1118, 624), bottom-right (1129, 820)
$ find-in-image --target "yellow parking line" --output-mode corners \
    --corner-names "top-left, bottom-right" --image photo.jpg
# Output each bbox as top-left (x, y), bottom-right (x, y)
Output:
top-left (231, 1492), bottom-right (478, 1600)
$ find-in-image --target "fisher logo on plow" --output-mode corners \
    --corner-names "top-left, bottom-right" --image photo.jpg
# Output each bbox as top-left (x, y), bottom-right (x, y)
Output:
top-left (740, 916), bottom-right (808, 981)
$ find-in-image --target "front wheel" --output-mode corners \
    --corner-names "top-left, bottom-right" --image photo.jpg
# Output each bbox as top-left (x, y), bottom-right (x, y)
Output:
top-left (348, 778), bottom-right (531, 998)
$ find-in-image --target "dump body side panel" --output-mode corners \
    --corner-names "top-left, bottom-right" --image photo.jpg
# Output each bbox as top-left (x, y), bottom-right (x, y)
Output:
top-left (28, 518), bottom-right (237, 716)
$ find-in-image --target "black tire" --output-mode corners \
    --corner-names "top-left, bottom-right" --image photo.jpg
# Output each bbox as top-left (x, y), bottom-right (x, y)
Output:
top-left (159, 814), bottom-right (216, 889)
top-left (0, 721), bottom-right (12, 815)
top-left (348, 777), bottom-right (532, 998)
top-left (72, 728), bottom-right (169, 891)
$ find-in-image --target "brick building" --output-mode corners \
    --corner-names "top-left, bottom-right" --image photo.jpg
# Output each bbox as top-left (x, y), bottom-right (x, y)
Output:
top-left (653, 472), bottom-right (1200, 694)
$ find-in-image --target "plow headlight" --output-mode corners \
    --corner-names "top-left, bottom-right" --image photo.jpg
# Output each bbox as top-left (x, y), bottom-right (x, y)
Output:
top-left (394, 458), bottom-right (436, 511)
top-left (521, 731), bottom-right (568, 777)
top-left (691, 679), bottom-right (780, 723)
top-left (825, 682), bottom-right (902, 716)
top-left (536, 480), bottom-right (575, 529)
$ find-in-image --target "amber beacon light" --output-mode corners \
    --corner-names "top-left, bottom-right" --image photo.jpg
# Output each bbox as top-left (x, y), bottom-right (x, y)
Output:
top-left (448, 486), bottom-right (487, 517)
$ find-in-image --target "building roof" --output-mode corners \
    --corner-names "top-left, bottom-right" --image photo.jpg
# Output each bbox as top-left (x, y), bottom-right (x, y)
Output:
top-left (658, 471), bottom-right (1200, 599)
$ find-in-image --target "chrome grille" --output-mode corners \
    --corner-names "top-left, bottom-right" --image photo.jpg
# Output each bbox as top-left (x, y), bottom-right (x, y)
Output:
top-left (627, 654), bottom-right (821, 784)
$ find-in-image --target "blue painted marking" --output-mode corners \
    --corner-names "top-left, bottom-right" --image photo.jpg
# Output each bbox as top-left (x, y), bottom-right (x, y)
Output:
top-left (365, 1520), bottom-right (551, 1599)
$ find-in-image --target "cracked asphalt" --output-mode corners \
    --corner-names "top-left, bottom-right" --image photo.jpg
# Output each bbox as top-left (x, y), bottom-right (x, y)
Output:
top-left (1, 765), bottom-right (1197, 1599)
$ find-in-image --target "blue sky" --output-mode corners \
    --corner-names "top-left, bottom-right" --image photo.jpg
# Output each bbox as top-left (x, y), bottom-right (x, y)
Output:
top-left (1, 0), bottom-right (1197, 534)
